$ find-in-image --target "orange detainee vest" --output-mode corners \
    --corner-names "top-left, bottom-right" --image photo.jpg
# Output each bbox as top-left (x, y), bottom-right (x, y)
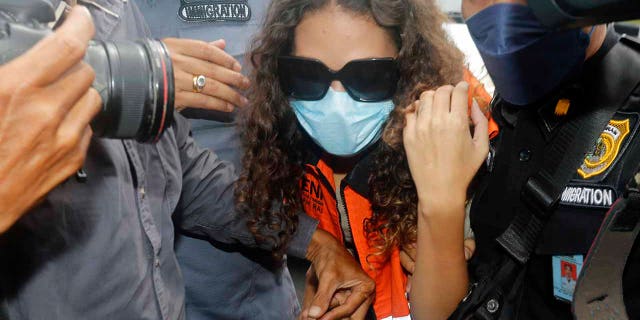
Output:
top-left (301, 160), bottom-right (411, 320)
top-left (299, 70), bottom-right (498, 320)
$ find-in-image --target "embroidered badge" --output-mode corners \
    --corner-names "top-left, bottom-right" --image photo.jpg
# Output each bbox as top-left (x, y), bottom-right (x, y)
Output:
top-left (578, 119), bottom-right (631, 179)
top-left (178, 0), bottom-right (251, 22)
top-left (559, 185), bottom-right (617, 209)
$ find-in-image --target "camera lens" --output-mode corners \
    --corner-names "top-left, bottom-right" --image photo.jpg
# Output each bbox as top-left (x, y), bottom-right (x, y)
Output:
top-left (86, 39), bottom-right (174, 142)
top-left (0, 8), bottom-right (175, 143)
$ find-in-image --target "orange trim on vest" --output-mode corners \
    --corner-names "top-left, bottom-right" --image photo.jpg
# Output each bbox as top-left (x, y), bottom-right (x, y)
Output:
top-left (464, 68), bottom-right (499, 139)
top-left (300, 161), bottom-right (410, 319)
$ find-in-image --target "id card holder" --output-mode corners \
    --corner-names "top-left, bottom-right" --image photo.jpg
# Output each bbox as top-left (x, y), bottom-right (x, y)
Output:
top-left (552, 255), bottom-right (583, 302)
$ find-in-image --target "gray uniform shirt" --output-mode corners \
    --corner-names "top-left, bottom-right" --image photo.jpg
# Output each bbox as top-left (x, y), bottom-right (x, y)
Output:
top-left (134, 1), bottom-right (302, 319)
top-left (0, 1), bottom-right (316, 319)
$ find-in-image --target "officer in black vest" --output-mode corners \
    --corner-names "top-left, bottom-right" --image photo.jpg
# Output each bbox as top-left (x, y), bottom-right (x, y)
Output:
top-left (460, 0), bottom-right (640, 319)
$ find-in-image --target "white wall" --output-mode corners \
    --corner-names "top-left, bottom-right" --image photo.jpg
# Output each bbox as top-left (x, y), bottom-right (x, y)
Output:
top-left (444, 24), bottom-right (494, 95)
top-left (436, 0), bottom-right (461, 13)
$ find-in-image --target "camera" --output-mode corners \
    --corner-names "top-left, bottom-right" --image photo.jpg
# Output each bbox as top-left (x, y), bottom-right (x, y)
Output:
top-left (0, 0), bottom-right (175, 142)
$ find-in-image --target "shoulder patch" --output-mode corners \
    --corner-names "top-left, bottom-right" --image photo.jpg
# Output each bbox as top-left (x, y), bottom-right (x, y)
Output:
top-left (560, 185), bottom-right (617, 209)
top-left (178, 0), bottom-right (251, 23)
top-left (577, 117), bottom-right (634, 179)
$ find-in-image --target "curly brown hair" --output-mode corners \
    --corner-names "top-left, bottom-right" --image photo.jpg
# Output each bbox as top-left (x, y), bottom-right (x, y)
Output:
top-left (236, 0), bottom-right (465, 262)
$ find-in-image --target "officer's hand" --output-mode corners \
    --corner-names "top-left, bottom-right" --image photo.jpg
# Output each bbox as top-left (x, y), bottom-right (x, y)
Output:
top-left (301, 265), bottom-right (355, 320)
top-left (400, 239), bottom-right (476, 293)
top-left (403, 82), bottom-right (489, 216)
top-left (300, 265), bottom-right (319, 320)
top-left (301, 229), bottom-right (375, 320)
top-left (163, 38), bottom-right (250, 112)
top-left (0, 6), bottom-right (101, 233)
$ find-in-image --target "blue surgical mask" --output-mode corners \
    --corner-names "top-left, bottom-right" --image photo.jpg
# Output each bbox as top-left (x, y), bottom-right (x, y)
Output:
top-left (466, 4), bottom-right (591, 106)
top-left (290, 88), bottom-right (394, 157)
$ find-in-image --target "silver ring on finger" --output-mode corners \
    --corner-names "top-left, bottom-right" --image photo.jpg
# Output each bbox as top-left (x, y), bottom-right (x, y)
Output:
top-left (193, 75), bottom-right (206, 93)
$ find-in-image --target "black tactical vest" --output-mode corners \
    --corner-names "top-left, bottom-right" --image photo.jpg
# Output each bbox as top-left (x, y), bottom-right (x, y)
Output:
top-left (470, 30), bottom-right (640, 319)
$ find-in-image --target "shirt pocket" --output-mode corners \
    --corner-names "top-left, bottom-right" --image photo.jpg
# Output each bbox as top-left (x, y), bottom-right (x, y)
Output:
top-left (153, 128), bottom-right (183, 211)
top-left (535, 206), bottom-right (607, 255)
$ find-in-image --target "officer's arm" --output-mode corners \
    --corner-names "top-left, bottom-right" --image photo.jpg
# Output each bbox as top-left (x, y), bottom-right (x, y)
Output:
top-left (173, 112), bottom-right (376, 319)
top-left (172, 112), bottom-right (317, 257)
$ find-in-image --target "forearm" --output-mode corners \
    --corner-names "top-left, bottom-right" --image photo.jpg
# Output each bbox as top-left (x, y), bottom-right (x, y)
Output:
top-left (179, 206), bottom-right (317, 257)
top-left (411, 201), bottom-right (469, 320)
top-left (173, 113), bottom-right (270, 247)
top-left (173, 111), bottom-right (319, 256)
top-left (289, 213), bottom-right (319, 258)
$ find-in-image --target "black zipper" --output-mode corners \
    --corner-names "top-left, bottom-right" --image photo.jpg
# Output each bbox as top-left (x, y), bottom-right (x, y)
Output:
top-left (338, 182), bottom-right (377, 320)
top-left (310, 166), bottom-right (361, 263)
top-left (338, 181), bottom-right (359, 260)
top-left (312, 166), bottom-right (376, 319)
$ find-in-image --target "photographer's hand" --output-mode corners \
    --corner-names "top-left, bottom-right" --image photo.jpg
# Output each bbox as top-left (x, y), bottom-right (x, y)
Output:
top-left (163, 38), bottom-right (250, 112)
top-left (0, 6), bottom-right (101, 233)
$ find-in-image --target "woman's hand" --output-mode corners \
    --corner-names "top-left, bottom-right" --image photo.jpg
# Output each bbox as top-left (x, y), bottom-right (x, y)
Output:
top-left (403, 82), bottom-right (489, 217)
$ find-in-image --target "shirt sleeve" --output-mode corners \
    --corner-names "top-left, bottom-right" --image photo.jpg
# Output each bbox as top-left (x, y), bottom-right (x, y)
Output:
top-left (172, 113), bottom-right (318, 258)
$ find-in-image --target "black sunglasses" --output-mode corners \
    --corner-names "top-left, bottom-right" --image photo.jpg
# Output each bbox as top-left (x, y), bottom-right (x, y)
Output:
top-left (277, 56), bottom-right (399, 102)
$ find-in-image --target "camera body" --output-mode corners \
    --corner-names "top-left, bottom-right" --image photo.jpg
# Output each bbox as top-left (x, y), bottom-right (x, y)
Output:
top-left (0, 0), bottom-right (175, 142)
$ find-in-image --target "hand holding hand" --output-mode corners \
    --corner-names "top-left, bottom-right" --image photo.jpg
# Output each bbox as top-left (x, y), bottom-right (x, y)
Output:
top-left (301, 229), bottom-right (375, 320)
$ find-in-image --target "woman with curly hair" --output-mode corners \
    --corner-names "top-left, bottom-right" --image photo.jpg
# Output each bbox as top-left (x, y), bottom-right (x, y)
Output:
top-left (236, 0), bottom-right (496, 318)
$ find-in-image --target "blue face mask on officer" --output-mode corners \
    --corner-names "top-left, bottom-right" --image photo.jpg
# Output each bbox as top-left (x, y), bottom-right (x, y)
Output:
top-left (290, 88), bottom-right (394, 157)
top-left (466, 3), bottom-right (592, 106)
